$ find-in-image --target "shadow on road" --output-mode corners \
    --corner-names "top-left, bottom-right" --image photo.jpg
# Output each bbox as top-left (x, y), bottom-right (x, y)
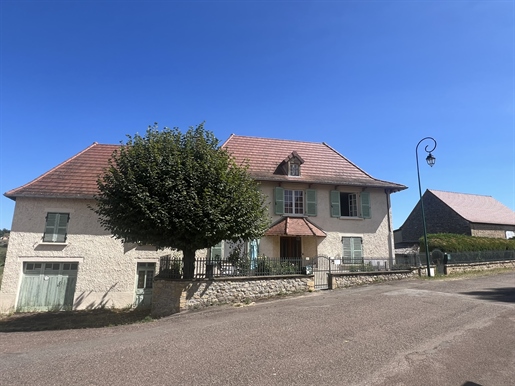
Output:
top-left (0, 308), bottom-right (153, 332)
top-left (460, 287), bottom-right (515, 304)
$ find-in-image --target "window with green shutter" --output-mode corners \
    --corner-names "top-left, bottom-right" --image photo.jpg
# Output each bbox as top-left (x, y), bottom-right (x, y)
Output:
top-left (331, 191), bottom-right (371, 219)
top-left (275, 187), bottom-right (317, 216)
top-left (342, 237), bottom-right (363, 264)
top-left (43, 213), bottom-right (70, 243)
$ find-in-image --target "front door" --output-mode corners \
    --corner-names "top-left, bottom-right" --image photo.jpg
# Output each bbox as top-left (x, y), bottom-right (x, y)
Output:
top-left (280, 237), bottom-right (302, 268)
top-left (134, 262), bottom-right (155, 308)
top-left (17, 262), bottom-right (78, 312)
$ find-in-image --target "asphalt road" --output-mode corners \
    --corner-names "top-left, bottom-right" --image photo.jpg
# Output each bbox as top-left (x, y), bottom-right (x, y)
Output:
top-left (1, 272), bottom-right (514, 386)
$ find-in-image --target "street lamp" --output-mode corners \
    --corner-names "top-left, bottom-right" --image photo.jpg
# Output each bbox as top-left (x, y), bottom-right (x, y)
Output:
top-left (416, 137), bottom-right (437, 277)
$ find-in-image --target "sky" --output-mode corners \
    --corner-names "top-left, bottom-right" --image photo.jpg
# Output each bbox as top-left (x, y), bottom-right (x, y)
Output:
top-left (1, 0), bottom-right (514, 231)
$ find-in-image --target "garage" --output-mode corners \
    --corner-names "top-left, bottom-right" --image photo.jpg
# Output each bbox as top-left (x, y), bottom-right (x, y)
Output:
top-left (17, 262), bottom-right (78, 312)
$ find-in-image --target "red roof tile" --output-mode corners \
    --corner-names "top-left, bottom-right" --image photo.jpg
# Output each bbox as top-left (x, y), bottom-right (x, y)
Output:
top-left (5, 135), bottom-right (407, 200)
top-left (4, 143), bottom-right (119, 199)
top-left (265, 217), bottom-right (326, 237)
top-left (221, 135), bottom-right (406, 190)
top-left (429, 190), bottom-right (515, 226)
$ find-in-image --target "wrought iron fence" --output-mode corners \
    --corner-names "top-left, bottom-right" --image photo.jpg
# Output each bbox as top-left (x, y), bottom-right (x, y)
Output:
top-left (158, 255), bottom-right (305, 279)
top-left (444, 250), bottom-right (515, 264)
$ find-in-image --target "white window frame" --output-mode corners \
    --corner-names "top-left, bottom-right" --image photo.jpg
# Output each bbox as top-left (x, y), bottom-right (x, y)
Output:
top-left (288, 160), bottom-right (301, 176)
top-left (284, 189), bottom-right (304, 215)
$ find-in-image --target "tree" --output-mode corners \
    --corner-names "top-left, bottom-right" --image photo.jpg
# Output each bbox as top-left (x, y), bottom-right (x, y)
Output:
top-left (93, 123), bottom-right (270, 279)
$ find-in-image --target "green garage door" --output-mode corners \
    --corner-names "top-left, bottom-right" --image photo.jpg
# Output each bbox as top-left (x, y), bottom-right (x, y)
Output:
top-left (17, 262), bottom-right (78, 312)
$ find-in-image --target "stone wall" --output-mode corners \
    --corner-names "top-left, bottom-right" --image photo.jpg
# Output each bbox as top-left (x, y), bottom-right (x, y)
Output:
top-left (470, 223), bottom-right (515, 239)
top-left (329, 270), bottom-right (416, 289)
top-left (399, 192), bottom-right (471, 244)
top-left (445, 260), bottom-right (515, 275)
top-left (151, 275), bottom-right (314, 318)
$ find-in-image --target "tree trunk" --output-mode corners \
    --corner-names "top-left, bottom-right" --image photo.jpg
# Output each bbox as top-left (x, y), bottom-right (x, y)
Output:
top-left (182, 247), bottom-right (196, 279)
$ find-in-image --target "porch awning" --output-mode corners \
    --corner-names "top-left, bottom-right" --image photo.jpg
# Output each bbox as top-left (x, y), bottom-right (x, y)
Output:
top-left (265, 217), bottom-right (326, 237)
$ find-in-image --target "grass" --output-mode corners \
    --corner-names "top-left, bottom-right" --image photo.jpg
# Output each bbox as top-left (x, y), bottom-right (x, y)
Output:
top-left (421, 267), bottom-right (515, 280)
top-left (0, 308), bottom-right (154, 332)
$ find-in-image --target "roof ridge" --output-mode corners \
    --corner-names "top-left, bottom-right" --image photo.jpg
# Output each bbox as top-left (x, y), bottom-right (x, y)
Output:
top-left (429, 189), bottom-right (493, 198)
top-left (225, 134), bottom-right (324, 146)
top-left (4, 142), bottom-right (107, 198)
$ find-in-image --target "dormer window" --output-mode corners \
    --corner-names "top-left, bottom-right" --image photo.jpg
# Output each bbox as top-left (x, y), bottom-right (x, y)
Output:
top-left (289, 159), bottom-right (300, 176)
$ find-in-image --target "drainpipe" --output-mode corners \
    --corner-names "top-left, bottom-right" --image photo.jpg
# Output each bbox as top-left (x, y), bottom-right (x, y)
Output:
top-left (385, 189), bottom-right (394, 268)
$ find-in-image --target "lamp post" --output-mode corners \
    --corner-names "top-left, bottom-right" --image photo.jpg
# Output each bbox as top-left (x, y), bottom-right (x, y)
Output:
top-left (416, 137), bottom-right (437, 277)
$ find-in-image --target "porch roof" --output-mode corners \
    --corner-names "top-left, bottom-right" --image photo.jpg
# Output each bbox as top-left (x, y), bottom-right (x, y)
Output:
top-left (265, 217), bottom-right (326, 237)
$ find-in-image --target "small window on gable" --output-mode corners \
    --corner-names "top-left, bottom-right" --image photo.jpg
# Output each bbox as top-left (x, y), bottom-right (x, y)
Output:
top-left (43, 212), bottom-right (70, 243)
top-left (289, 159), bottom-right (300, 176)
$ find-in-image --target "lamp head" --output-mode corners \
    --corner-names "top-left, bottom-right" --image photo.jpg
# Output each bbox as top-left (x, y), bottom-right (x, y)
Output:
top-left (426, 153), bottom-right (436, 167)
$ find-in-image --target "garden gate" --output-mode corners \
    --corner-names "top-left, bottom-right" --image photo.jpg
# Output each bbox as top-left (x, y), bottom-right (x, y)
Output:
top-left (313, 256), bottom-right (332, 290)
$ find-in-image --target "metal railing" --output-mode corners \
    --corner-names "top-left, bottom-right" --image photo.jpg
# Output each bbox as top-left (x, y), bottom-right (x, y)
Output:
top-left (443, 250), bottom-right (515, 264)
top-left (158, 255), bottom-right (305, 279)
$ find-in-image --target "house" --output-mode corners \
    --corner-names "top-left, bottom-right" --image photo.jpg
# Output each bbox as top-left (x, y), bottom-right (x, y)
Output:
top-left (0, 143), bottom-right (167, 313)
top-left (0, 136), bottom-right (406, 313)
top-left (394, 189), bottom-right (515, 250)
top-left (220, 135), bottom-right (406, 269)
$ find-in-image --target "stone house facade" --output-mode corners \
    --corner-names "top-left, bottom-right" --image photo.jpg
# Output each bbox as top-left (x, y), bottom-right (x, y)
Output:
top-left (1, 136), bottom-right (406, 313)
top-left (220, 135), bottom-right (406, 267)
top-left (394, 189), bottom-right (515, 248)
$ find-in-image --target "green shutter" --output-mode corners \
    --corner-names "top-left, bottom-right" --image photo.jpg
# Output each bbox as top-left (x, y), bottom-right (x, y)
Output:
top-left (351, 237), bottom-right (363, 263)
top-left (43, 213), bottom-right (69, 242)
top-left (342, 237), bottom-right (363, 264)
top-left (275, 187), bottom-right (284, 215)
top-left (43, 213), bottom-right (57, 242)
top-left (56, 213), bottom-right (69, 242)
top-left (306, 189), bottom-right (317, 216)
top-left (360, 192), bottom-right (371, 219)
top-left (330, 191), bottom-right (340, 217)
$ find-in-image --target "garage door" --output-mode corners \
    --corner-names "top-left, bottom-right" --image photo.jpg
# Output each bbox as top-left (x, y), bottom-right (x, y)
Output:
top-left (17, 262), bottom-right (78, 312)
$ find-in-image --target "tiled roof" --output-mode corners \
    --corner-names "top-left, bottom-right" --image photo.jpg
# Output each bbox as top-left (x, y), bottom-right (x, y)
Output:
top-left (5, 135), bottom-right (407, 200)
top-left (429, 190), bottom-right (515, 226)
top-left (265, 217), bottom-right (326, 237)
top-left (221, 135), bottom-right (406, 190)
top-left (4, 143), bottom-right (119, 199)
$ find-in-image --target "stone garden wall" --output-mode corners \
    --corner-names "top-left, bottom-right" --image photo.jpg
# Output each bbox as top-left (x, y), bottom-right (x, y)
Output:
top-left (329, 270), bottom-right (416, 289)
top-left (445, 260), bottom-right (515, 275)
top-left (152, 275), bottom-right (314, 318)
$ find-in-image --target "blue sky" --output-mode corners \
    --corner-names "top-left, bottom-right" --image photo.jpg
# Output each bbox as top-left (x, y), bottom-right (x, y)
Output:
top-left (1, 1), bottom-right (514, 231)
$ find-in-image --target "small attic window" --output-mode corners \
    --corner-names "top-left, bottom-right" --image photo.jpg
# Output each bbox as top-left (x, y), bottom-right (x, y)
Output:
top-left (289, 159), bottom-right (301, 176)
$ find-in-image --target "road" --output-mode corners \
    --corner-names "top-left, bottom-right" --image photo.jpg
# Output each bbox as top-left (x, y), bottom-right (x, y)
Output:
top-left (1, 272), bottom-right (514, 386)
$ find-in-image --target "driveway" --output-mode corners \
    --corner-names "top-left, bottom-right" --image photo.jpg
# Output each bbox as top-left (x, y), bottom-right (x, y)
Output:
top-left (1, 272), bottom-right (514, 386)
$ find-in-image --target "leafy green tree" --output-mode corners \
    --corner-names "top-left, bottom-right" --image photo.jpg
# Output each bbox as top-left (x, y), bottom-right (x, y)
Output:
top-left (94, 123), bottom-right (270, 279)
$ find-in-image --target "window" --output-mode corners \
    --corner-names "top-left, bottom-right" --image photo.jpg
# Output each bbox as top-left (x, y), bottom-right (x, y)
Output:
top-left (330, 191), bottom-right (370, 218)
top-left (210, 241), bottom-right (224, 261)
top-left (284, 189), bottom-right (303, 214)
top-left (289, 160), bottom-right (300, 176)
top-left (275, 187), bottom-right (317, 216)
top-left (137, 263), bottom-right (155, 289)
top-left (43, 212), bottom-right (70, 242)
top-left (342, 237), bottom-right (363, 264)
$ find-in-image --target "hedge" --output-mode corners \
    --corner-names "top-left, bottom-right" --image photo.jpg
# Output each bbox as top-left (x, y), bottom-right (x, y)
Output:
top-left (420, 233), bottom-right (515, 253)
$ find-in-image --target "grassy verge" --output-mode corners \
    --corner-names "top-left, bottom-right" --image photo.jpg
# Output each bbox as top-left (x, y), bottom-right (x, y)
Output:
top-left (422, 267), bottom-right (515, 280)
